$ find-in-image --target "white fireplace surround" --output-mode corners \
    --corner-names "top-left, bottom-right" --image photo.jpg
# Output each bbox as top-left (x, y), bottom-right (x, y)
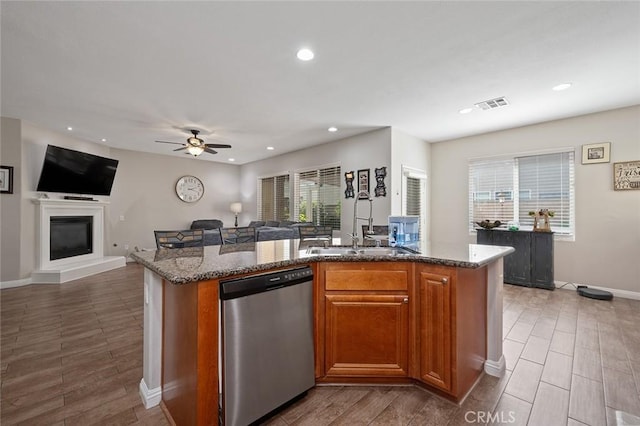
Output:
top-left (32, 198), bottom-right (125, 283)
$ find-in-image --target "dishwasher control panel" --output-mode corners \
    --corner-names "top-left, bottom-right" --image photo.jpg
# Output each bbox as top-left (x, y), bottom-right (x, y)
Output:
top-left (219, 266), bottom-right (313, 300)
top-left (282, 268), bottom-right (313, 282)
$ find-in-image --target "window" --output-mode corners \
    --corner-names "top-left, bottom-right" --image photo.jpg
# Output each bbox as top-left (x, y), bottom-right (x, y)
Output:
top-left (258, 174), bottom-right (290, 221)
top-left (294, 165), bottom-right (341, 230)
top-left (469, 151), bottom-right (575, 237)
top-left (402, 166), bottom-right (427, 243)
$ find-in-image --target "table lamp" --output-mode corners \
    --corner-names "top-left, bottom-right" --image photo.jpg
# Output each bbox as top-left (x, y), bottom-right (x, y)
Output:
top-left (230, 202), bottom-right (242, 227)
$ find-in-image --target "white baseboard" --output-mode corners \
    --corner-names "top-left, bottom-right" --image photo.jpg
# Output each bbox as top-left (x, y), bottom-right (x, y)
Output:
top-left (555, 281), bottom-right (640, 300)
top-left (1, 277), bottom-right (32, 290)
top-left (139, 378), bottom-right (162, 408)
top-left (484, 355), bottom-right (506, 378)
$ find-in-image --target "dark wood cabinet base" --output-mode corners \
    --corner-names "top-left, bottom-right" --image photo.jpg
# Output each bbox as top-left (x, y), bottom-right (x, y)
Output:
top-left (477, 229), bottom-right (554, 289)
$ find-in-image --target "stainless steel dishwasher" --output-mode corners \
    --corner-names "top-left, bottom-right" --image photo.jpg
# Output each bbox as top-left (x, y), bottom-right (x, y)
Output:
top-left (220, 266), bottom-right (314, 426)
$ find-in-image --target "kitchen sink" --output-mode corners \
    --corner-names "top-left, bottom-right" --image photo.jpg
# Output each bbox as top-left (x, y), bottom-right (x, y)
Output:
top-left (306, 246), bottom-right (414, 256)
top-left (306, 247), bottom-right (359, 256)
top-left (357, 247), bottom-right (413, 256)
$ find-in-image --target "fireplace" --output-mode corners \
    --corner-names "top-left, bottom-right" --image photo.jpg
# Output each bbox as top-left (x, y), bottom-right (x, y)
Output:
top-left (33, 198), bottom-right (125, 283)
top-left (50, 216), bottom-right (93, 260)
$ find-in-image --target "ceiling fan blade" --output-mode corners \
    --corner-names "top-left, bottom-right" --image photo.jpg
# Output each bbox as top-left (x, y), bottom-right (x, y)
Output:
top-left (204, 143), bottom-right (232, 149)
top-left (173, 146), bottom-right (187, 152)
top-left (155, 140), bottom-right (184, 145)
top-left (204, 147), bottom-right (218, 155)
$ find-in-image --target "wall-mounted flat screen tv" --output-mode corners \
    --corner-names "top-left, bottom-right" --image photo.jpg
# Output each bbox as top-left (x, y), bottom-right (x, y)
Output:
top-left (36, 145), bottom-right (119, 196)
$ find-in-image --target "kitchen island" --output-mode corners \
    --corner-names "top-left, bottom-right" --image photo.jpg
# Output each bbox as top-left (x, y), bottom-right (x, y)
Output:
top-left (132, 239), bottom-right (513, 425)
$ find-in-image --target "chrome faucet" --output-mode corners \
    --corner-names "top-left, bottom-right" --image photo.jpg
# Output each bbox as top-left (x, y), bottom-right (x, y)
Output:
top-left (351, 191), bottom-right (374, 249)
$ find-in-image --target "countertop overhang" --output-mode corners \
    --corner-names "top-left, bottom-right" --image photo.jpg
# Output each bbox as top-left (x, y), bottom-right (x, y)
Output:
top-left (131, 239), bottom-right (514, 285)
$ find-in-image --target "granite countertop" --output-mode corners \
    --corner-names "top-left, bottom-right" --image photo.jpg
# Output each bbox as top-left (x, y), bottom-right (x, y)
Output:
top-left (131, 239), bottom-right (514, 285)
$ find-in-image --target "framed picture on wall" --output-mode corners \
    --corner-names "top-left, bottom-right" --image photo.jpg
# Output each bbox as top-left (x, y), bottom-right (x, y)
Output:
top-left (0, 166), bottom-right (13, 194)
top-left (613, 160), bottom-right (640, 190)
top-left (581, 142), bottom-right (611, 164)
top-left (357, 169), bottom-right (370, 199)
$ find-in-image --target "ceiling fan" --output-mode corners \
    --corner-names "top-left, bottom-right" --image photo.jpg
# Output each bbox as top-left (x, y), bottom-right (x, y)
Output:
top-left (155, 129), bottom-right (231, 157)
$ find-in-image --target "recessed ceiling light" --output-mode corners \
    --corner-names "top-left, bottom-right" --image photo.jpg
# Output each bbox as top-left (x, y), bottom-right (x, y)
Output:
top-left (101, 138), bottom-right (107, 142)
top-left (459, 108), bottom-right (474, 114)
top-left (328, 127), bottom-right (338, 132)
top-left (228, 158), bottom-right (235, 162)
top-left (267, 146), bottom-right (275, 151)
top-left (296, 48), bottom-right (314, 61)
top-left (66, 126), bottom-right (73, 131)
top-left (552, 83), bottom-right (572, 91)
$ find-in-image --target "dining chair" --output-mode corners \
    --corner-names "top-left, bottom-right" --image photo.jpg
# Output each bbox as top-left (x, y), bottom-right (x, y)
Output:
top-left (298, 225), bottom-right (333, 242)
top-left (220, 226), bottom-right (256, 244)
top-left (154, 229), bottom-right (205, 249)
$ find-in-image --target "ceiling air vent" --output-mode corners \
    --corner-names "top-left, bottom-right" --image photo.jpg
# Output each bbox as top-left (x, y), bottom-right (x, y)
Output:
top-left (475, 97), bottom-right (509, 110)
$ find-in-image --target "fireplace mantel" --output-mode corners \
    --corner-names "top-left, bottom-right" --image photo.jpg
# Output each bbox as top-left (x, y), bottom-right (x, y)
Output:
top-left (32, 198), bottom-right (125, 283)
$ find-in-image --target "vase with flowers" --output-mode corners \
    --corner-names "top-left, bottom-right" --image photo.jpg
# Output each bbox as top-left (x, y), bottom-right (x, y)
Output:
top-left (528, 209), bottom-right (554, 232)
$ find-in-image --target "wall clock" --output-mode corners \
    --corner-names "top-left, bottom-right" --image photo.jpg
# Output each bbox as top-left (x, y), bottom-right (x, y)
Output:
top-left (175, 175), bottom-right (204, 203)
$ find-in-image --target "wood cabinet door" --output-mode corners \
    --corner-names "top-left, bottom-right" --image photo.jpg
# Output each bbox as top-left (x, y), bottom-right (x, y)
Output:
top-left (325, 294), bottom-right (409, 377)
top-left (531, 232), bottom-right (554, 287)
top-left (417, 270), bottom-right (452, 391)
top-left (497, 231), bottom-right (531, 285)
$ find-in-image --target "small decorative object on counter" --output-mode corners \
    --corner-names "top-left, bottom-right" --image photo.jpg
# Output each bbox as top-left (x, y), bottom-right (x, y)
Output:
top-left (529, 209), bottom-right (554, 232)
top-left (475, 220), bottom-right (502, 230)
top-left (507, 221), bottom-right (520, 231)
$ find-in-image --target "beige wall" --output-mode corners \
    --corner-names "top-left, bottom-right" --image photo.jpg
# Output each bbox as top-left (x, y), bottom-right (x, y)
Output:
top-left (431, 105), bottom-right (640, 293)
top-left (240, 128), bottom-right (393, 239)
top-left (108, 148), bottom-right (240, 253)
top-left (390, 128), bottom-right (431, 240)
top-left (0, 117), bottom-right (22, 282)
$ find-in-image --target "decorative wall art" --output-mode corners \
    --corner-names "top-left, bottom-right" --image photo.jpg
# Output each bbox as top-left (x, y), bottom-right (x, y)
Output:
top-left (344, 171), bottom-right (355, 198)
top-left (582, 142), bottom-right (611, 164)
top-left (357, 169), bottom-right (370, 199)
top-left (374, 166), bottom-right (387, 197)
top-left (0, 166), bottom-right (14, 194)
top-left (613, 160), bottom-right (640, 190)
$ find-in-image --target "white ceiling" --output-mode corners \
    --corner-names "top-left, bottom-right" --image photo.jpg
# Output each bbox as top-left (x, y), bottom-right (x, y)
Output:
top-left (2, 1), bottom-right (639, 164)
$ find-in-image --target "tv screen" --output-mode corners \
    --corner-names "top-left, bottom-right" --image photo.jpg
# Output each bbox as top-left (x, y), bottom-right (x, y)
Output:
top-left (36, 145), bottom-right (119, 196)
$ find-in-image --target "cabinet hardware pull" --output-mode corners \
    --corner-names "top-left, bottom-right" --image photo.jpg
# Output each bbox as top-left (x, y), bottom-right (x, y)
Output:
top-left (403, 297), bottom-right (409, 304)
top-left (441, 277), bottom-right (448, 284)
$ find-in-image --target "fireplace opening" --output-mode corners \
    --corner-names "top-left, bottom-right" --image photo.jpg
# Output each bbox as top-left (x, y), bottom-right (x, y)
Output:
top-left (50, 216), bottom-right (93, 261)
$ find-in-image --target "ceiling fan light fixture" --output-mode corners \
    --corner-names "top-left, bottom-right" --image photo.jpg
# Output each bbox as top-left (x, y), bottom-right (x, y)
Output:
top-left (187, 145), bottom-right (204, 156)
top-left (155, 128), bottom-right (231, 157)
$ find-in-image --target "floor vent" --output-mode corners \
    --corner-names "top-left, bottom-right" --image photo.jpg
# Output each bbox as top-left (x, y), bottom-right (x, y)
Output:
top-left (475, 97), bottom-right (509, 110)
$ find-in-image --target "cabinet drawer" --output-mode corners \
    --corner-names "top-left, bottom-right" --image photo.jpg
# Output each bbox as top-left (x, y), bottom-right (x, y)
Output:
top-left (325, 266), bottom-right (409, 291)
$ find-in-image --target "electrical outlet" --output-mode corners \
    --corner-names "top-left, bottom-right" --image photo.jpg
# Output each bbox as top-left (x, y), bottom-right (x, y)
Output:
top-left (119, 215), bottom-right (125, 221)
top-left (124, 244), bottom-right (129, 250)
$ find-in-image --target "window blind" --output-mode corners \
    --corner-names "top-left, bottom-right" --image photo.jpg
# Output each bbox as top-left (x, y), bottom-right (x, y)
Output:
top-left (468, 158), bottom-right (516, 229)
top-left (404, 175), bottom-right (427, 242)
top-left (258, 174), bottom-right (290, 221)
top-left (517, 151), bottom-right (574, 235)
top-left (468, 150), bottom-right (574, 236)
top-left (294, 166), bottom-right (341, 230)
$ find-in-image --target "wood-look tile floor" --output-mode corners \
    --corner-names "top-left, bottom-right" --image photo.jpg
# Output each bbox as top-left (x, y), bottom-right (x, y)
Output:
top-left (2, 264), bottom-right (639, 425)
